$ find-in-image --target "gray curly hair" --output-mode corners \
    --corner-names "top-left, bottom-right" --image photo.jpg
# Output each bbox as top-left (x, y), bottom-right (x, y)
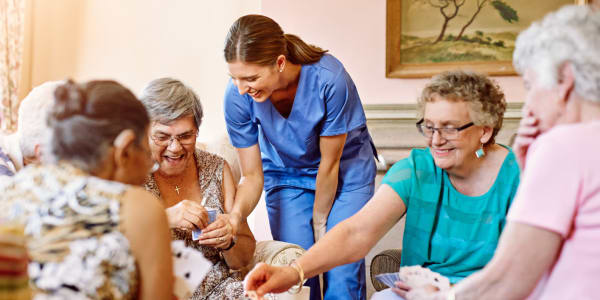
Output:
top-left (513, 5), bottom-right (600, 102)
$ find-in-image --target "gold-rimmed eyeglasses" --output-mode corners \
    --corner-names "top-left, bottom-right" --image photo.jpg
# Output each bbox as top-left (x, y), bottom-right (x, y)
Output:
top-left (416, 118), bottom-right (474, 140)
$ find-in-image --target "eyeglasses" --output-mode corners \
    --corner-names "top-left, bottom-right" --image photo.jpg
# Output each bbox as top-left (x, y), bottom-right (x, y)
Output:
top-left (416, 118), bottom-right (474, 140)
top-left (150, 132), bottom-right (197, 146)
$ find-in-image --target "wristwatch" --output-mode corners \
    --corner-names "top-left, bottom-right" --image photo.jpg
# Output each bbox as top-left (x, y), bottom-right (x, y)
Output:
top-left (222, 235), bottom-right (237, 251)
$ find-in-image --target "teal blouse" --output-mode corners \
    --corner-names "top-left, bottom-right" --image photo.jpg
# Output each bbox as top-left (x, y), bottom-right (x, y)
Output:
top-left (381, 146), bottom-right (520, 283)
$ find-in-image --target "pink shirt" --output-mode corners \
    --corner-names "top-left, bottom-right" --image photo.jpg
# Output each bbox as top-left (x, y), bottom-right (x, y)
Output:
top-left (508, 121), bottom-right (600, 300)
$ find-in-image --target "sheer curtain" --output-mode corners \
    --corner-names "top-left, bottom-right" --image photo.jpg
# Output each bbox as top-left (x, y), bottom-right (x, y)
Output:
top-left (0, 0), bottom-right (25, 133)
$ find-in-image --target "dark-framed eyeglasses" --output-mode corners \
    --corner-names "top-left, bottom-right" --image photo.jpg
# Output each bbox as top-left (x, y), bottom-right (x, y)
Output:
top-left (150, 132), bottom-right (198, 146)
top-left (416, 118), bottom-right (474, 140)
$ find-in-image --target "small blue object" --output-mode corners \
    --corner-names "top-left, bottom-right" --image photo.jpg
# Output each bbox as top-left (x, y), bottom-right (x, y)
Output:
top-left (475, 147), bottom-right (485, 158)
top-left (192, 209), bottom-right (218, 241)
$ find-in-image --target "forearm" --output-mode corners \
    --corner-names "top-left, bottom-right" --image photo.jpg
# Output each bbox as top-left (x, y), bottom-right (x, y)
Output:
top-left (297, 217), bottom-right (376, 279)
top-left (223, 229), bottom-right (255, 269)
top-left (313, 165), bottom-right (339, 221)
top-left (232, 174), bottom-right (263, 220)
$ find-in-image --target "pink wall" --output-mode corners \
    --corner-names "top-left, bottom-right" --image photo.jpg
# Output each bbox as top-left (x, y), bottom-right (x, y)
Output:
top-left (262, 0), bottom-right (526, 104)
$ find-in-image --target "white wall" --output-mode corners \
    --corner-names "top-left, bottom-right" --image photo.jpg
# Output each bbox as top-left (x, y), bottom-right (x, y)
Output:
top-left (27, 0), bottom-right (260, 140)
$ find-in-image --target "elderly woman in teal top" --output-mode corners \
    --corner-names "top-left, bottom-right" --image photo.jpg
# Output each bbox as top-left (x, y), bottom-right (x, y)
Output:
top-left (243, 70), bottom-right (521, 300)
top-left (224, 14), bottom-right (377, 300)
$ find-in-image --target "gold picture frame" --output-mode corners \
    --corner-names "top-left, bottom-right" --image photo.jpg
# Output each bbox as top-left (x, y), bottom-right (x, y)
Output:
top-left (386, 0), bottom-right (589, 78)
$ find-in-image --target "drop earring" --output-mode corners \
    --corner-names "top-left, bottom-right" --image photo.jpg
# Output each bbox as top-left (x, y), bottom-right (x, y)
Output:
top-left (475, 144), bottom-right (486, 158)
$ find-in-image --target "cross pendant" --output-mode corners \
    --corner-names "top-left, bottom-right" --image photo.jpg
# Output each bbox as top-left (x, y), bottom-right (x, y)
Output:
top-left (174, 185), bottom-right (181, 195)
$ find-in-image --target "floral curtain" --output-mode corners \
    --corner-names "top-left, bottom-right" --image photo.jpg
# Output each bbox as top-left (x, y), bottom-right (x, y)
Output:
top-left (0, 0), bottom-right (25, 133)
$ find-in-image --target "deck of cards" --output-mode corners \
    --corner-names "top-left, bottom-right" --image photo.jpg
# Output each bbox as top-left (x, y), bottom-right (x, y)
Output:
top-left (192, 207), bottom-right (218, 241)
top-left (375, 272), bottom-right (402, 288)
top-left (375, 266), bottom-right (451, 292)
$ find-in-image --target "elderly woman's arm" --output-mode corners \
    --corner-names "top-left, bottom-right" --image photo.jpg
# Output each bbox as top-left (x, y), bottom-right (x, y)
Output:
top-left (122, 187), bottom-right (174, 300)
top-left (244, 185), bottom-right (406, 296)
top-left (438, 222), bottom-right (562, 300)
top-left (222, 161), bottom-right (255, 269)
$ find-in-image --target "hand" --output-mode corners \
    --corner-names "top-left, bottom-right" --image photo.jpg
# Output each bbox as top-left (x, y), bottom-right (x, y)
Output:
top-left (391, 280), bottom-right (411, 298)
top-left (244, 263), bottom-right (300, 298)
top-left (513, 110), bottom-right (540, 170)
top-left (198, 214), bottom-right (234, 249)
top-left (165, 200), bottom-right (209, 230)
top-left (405, 287), bottom-right (447, 300)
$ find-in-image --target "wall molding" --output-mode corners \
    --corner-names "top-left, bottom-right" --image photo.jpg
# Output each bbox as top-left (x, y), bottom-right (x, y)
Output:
top-left (364, 103), bottom-right (524, 169)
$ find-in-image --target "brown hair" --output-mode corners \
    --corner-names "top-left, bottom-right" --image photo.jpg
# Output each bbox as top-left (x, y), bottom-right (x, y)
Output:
top-left (48, 80), bottom-right (150, 171)
top-left (224, 14), bottom-right (328, 66)
top-left (418, 70), bottom-right (507, 146)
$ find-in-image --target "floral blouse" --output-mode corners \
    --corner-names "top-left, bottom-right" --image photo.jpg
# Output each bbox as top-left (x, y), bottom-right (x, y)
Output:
top-left (0, 163), bottom-right (139, 300)
top-left (144, 149), bottom-right (244, 300)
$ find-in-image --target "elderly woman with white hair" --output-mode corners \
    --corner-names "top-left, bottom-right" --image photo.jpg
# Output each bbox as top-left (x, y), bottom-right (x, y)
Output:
top-left (0, 81), bottom-right (62, 179)
top-left (406, 5), bottom-right (600, 300)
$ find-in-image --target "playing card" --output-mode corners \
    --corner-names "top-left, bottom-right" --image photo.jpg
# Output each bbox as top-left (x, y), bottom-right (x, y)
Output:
top-left (375, 272), bottom-right (402, 288)
top-left (192, 208), bottom-right (218, 241)
top-left (398, 265), bottom-right (450, 292)
top-left (172, 240), bottom-right (212, 299)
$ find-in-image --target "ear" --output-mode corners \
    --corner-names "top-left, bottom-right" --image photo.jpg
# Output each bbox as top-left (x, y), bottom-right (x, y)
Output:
top-left (113, 129), bottom-right (136, 170)
top-left (480, 126), bottom-right (494, 145)
top-left (276, 55), bottom-right (286, 72)
top-left (33, 144), bottom-right (42, 164)
top-left (556, 62), bottom-right (575, 106)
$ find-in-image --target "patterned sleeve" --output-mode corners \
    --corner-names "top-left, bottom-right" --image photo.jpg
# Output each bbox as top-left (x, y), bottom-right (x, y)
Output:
top-left (0, 148), bottom-right (15, 177)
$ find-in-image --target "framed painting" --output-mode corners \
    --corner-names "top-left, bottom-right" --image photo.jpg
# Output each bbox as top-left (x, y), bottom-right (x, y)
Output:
top-left (386, 0), bottom-right (589, 78)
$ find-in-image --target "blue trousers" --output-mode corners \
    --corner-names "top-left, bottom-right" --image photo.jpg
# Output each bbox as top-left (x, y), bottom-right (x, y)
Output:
top-left (265, 184), bottom-right (374, 300)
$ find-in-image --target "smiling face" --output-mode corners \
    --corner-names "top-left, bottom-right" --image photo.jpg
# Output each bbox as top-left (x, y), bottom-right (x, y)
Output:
top-left (423, 96), bottom-right (486, 174)
top-left (149, 115), bottom-right (197, 177)
top-left (228, 60), bottom-right (281, 102)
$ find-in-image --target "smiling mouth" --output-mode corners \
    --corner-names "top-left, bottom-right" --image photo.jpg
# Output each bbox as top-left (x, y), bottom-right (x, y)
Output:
top-left (164, 154), bottom-right (184, 163)
top-left (249, 90), bottom-right (261, 98)
top-left (432, 148), bottom-right (454, 155)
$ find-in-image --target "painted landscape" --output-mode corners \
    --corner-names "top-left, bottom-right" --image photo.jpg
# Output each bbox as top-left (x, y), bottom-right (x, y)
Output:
top-left (400, 0), bottom-right (574, 64)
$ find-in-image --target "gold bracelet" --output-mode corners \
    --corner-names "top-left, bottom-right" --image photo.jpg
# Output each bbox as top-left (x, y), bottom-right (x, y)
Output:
top-left (447, 289), bottom-right (456, 300)
top-left (288, 260), bottom-right (304, 294)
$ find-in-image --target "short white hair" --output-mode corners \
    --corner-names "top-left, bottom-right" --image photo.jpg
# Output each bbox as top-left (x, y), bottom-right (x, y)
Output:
top-left (513, 5), bottom-right (600, 102)
top-left (17, 81), bottom-right (63, 159)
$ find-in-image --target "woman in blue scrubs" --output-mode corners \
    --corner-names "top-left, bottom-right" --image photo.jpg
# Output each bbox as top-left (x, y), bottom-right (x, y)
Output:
top-left (223, 15), bottom-right (376, 300)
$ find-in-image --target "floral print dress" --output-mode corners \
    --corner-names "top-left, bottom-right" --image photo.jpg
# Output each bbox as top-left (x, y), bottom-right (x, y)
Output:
top-left (0, 163), bottom-right (139, 300)
top-left (144, 149), bottom-right (244, 300)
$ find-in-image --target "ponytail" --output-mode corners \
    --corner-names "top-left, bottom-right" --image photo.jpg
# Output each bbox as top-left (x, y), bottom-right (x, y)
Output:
top-left (283, 34), bottom-right (327, 65)
top-left (225, 15), bottom-right (328, 66)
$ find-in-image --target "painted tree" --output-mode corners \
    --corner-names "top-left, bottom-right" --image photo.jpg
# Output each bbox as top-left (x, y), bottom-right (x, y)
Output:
top-left (414, 0), bottom-right (466, 44)
top-left (414, 0), bottom-right (518, 44)
top-left (454, 0), bottom-right (518, 41)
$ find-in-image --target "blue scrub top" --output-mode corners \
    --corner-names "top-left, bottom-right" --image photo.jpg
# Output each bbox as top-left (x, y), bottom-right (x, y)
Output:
top-left (224, 54), bottom-right (376, 192)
